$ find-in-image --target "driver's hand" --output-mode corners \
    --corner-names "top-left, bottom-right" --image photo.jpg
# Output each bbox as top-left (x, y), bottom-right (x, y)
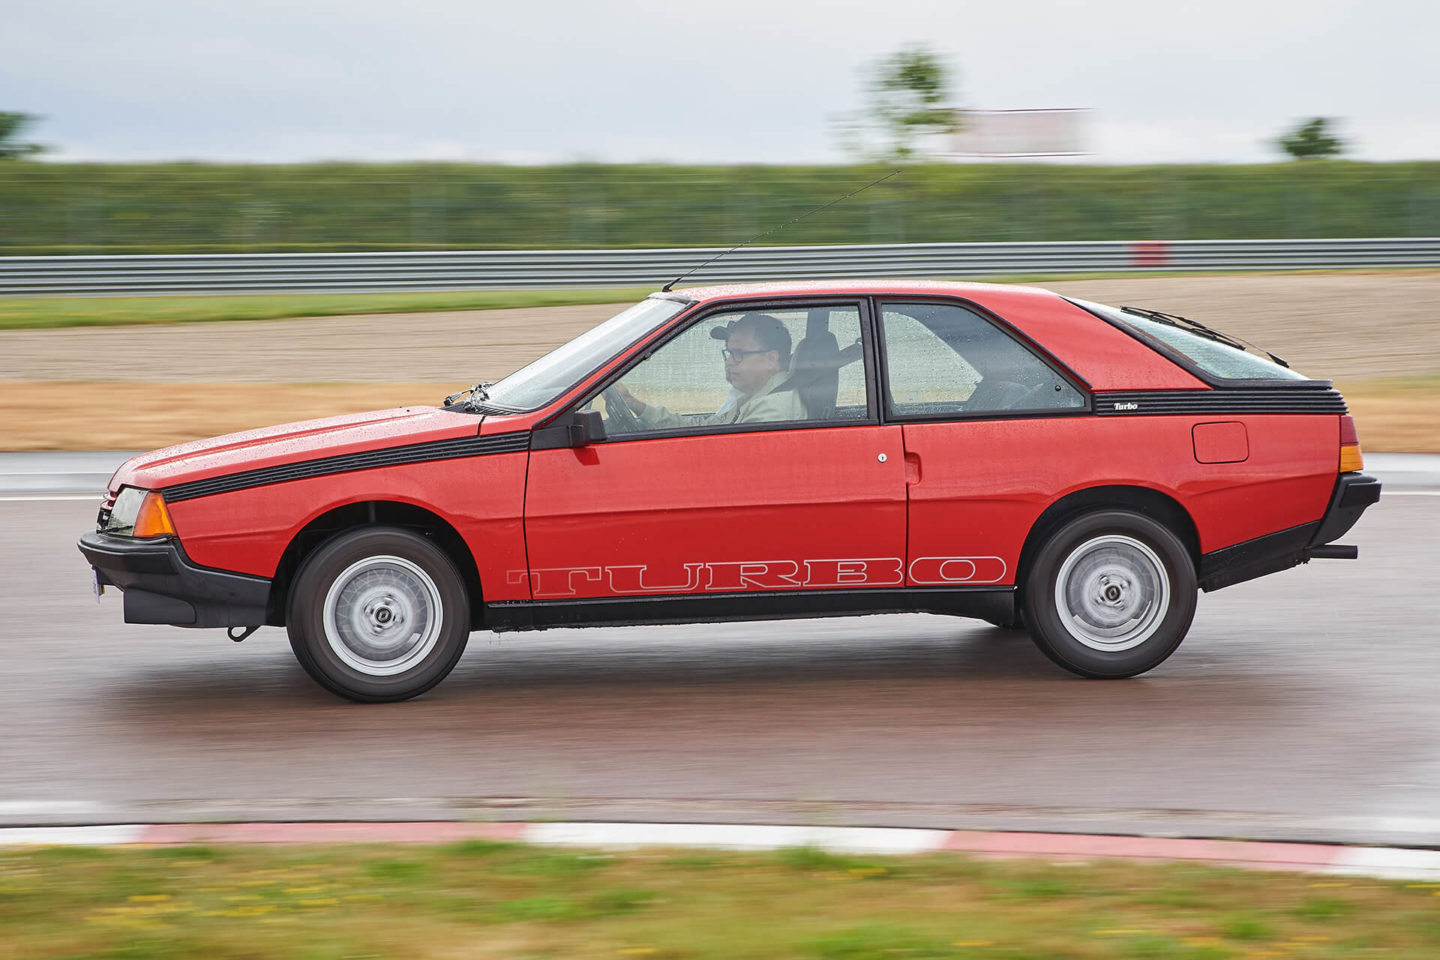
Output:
top-left (615, 384), bottom-right (646, 416)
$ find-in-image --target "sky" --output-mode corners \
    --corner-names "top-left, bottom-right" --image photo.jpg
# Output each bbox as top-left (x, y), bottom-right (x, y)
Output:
top-left (4, 0), bottom-right (1437, 165)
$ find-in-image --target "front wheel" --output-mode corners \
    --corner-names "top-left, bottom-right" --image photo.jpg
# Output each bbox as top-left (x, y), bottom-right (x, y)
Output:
top-left (287, 527), bottom-right (471, 702)
top-left (1023, 510), bottom-right (1196, 678)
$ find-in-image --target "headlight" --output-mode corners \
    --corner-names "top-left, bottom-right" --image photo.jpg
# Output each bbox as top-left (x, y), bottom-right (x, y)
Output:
top-left (103, 487), bottom-right (176, 538)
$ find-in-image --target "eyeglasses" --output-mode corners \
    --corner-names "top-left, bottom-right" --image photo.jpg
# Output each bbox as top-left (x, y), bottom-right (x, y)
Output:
top-left (721, 347), bottom-right (772, 362)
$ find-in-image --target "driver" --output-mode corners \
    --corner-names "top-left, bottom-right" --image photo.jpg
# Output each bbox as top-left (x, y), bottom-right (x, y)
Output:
top-left (616, 313), bottom-right (807, 428)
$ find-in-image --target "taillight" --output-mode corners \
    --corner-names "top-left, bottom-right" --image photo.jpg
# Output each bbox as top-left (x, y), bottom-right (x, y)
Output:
top-left (133, 491), bottom-right (177, 538)
top-left (1339, 415), bottom-right (1364, 473)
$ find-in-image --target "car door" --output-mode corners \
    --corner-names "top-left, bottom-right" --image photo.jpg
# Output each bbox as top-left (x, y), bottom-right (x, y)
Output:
top-left (522, 301), bottom-right (908, 602)
top-left (876, 299), bottom-right (1090, 588)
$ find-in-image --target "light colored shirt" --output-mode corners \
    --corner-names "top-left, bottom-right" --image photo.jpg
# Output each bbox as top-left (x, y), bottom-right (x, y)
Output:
top-left (638, 371), bottom-right (808, 430)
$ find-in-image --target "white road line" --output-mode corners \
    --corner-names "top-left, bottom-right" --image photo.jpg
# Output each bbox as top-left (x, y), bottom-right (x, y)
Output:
top-left (1326, 846), bottom-right (1440, 881)
top-left (526, 822), bottom-right (951, 854)
top-left (1382, 490), bottom-right (1440, 496)
top-left (0, 817), bottom-right (1433, 882)
top-left (0, 495), bottom-right (100, 502)
top-left (0, 825), bottom-right (146, 847)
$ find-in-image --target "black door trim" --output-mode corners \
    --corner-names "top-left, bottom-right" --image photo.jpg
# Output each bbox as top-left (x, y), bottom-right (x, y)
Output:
top-left (485, 585), bottom-right (1016, 632)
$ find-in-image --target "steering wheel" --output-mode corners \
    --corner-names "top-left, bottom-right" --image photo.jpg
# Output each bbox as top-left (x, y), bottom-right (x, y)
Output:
top-left (602, 385), bottom-right (643, 433)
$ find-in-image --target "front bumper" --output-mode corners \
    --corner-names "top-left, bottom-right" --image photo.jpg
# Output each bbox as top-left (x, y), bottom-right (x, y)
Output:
top-left (78, 532), bottom-right (271, 628)
top-left (1198, 472), bottom-right (1382, 592)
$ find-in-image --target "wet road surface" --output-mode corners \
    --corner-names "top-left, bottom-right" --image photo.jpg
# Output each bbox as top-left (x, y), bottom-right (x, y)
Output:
top-left (4, 494), bottom-right (1437, 845)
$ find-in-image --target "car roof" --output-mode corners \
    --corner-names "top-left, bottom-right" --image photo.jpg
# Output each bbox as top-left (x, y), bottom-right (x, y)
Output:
top-left (670, 278), bottom-right (1058, 306)
top-left (668, 277), bottom-right (1207, 392)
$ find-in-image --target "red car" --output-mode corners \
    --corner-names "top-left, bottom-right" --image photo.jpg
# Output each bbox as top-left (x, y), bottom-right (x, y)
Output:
top-left (80, 281), bottom-right (1380, 702)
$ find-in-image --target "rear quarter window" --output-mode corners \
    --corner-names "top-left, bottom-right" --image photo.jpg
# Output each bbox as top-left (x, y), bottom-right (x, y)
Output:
top-left (880, 302), bottom-right (1085, 417)
top-left (1071, 298), bottom-right (1309, 381)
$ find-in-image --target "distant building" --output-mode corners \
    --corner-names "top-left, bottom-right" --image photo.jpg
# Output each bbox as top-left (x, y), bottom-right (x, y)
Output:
top-left (945, 108), bottom-right (1091, 159)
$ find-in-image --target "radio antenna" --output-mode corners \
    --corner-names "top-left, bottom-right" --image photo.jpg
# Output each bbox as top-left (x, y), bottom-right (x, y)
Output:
top-left (661, 169), bottom-right (901, 292)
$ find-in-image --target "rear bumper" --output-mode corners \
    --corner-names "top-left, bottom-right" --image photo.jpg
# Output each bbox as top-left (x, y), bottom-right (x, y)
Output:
top-left (77, 532), bottom-right (271, 628)
top-left (1308, 471), bottom-right (1382, 547)
top-left (1198, 472), bottom-right (1381, 592)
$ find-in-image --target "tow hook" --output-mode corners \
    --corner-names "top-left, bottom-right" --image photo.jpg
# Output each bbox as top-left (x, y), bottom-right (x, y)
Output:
top-left (228, 625), bottom-right (260, 642)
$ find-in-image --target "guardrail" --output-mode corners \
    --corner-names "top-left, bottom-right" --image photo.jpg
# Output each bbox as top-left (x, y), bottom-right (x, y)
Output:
top-left (3, 238), bottom-right (1438, 296)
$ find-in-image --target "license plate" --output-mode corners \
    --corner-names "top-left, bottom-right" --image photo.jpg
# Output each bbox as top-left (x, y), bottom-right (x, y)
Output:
top-left (91, 567), bottom-right (104, 602)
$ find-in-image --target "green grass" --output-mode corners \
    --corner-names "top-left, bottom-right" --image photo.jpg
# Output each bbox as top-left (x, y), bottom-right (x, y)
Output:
top-left (2, 841), bottom-right (1439, 958)
top-left (0, 288), bottom-right (655, 329)
top-left (2, 160), bottom-right (1438, 254)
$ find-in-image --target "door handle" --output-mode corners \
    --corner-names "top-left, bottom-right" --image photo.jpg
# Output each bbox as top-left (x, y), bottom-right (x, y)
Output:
top-left (904, 452), bottom-right (921, 485)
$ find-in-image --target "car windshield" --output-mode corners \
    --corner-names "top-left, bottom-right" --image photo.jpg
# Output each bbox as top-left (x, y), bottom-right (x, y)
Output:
top-left (1070, 298), bottom-right (1309, 381)
top-left (483, 296), bottom-right (690, 411)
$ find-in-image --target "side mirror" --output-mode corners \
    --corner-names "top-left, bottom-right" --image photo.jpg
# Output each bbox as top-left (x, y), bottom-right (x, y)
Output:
top-left (530, 409), bottom-right (608, 451)
top-left (568, 409), bottom-right (606, 446)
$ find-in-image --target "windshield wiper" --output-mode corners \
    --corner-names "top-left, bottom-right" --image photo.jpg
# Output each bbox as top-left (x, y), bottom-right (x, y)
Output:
top-left (443, 381), bottom-right (493, 412)
top-left (1119, 306), bottom-right (1289, 368)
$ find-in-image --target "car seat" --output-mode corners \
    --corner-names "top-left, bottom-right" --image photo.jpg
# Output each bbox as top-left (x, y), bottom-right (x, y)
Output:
top-left (785, 309), bottom-right (845, 419)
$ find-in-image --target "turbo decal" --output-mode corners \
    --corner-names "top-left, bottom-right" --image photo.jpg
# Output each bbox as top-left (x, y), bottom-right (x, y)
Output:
top-left (699, 560), bottom-right (802, 591)
top-left (515, 567), bottom-right (603, 598)
top-left (908, 556), bottom-right (1007, 585)
top-left (803, 557), bottom-right (904, 587)
top-left (508, 556), bottom-right (989, 598)
top-left (1091, 386), bottom-right (1346, 417)
top-left (607, 563), bottom-right (706, 594)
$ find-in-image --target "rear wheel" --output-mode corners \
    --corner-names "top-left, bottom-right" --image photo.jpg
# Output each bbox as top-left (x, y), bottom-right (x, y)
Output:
top-left (1023, 510), bottom-right (1196, 678)
top-left (287, 526), bottom-right (470, 702)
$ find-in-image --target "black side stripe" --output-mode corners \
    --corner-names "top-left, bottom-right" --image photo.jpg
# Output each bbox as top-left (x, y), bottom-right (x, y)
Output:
top-left (162, 431), bottom-right (531, 502)
top-left (1094, 387), bottom-right (1347, 416)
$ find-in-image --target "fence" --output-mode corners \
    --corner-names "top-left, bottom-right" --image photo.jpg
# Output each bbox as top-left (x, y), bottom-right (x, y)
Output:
top-left (1, 238), bottom-right (1437, 296)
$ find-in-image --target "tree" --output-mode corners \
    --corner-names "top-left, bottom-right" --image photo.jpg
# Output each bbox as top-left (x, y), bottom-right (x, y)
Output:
top-left (1278, 117), bottom-right (1343, 160)
top-left (836, 47), bottom-right (962, 162)
top-left (0, 112), bottom-right (45, 160)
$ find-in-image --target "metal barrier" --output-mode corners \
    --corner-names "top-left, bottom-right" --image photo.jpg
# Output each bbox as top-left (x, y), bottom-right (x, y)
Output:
top-left (3, 238), bottom-right (1438, 296)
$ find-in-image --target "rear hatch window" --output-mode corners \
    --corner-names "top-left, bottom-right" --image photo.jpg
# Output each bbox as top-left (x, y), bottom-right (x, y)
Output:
top-left (1070, 298), bottom-right (1309, 382)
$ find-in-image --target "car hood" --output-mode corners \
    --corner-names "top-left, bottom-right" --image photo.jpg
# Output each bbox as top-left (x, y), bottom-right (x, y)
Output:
top-left (109, 406), bottom-right (484, 495)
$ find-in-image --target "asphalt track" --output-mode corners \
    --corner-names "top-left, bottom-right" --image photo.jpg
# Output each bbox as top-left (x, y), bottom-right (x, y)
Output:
top-left (3, 492), bottom-right (1437, 848)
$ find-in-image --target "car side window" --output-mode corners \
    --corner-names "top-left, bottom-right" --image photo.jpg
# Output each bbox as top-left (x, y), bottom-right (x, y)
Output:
top-left (880, 302), bottom-right (1084, 417)
top-left (580, 306), bottom-right (870, 436)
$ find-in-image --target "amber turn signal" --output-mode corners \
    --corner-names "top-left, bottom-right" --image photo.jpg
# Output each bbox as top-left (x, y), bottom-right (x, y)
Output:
top-left (1338, 414), bottom-right (1364, 472)
top-left (133, 491), bottom-right (177, 538)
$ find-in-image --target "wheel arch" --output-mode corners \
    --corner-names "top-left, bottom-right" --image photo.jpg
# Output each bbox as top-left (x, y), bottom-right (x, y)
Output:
top-left (1016, 485), bottom-right (1200, 602)
top-left (267, 500), bottom-right (485, 629)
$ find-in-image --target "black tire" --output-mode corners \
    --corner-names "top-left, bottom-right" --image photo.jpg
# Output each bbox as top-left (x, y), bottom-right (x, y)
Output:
top-left (287, 526), bottom-right (471, 702)
top-left (1023, 509), bottom-right (1196, 678)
